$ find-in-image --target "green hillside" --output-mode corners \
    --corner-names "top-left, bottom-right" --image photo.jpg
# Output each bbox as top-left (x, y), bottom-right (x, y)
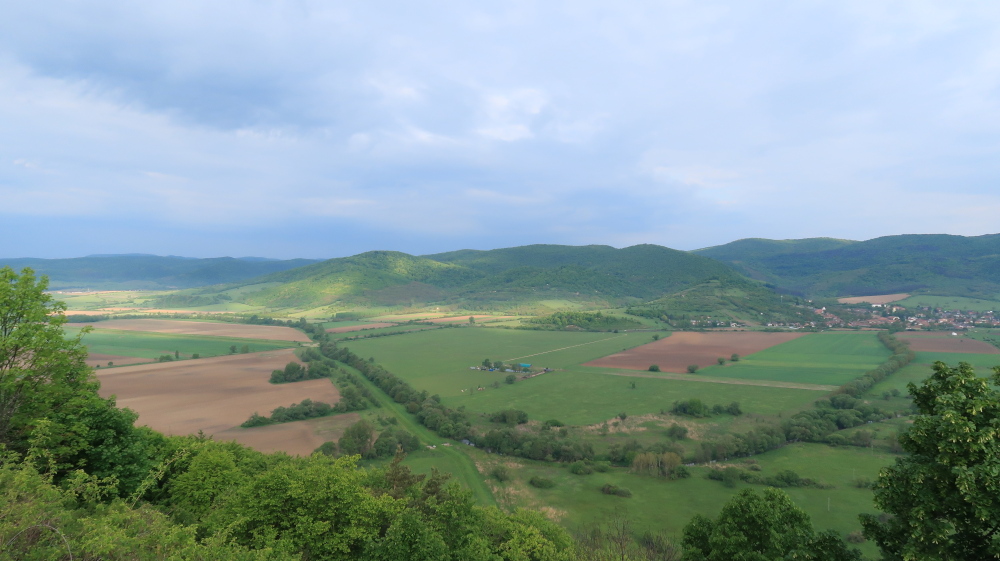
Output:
top-left (188, 244), bottom-right (775, 313)
top-left (695, 234), bottom-right (1000, 298)
top-left (0, 254), bottom-right (319, 290)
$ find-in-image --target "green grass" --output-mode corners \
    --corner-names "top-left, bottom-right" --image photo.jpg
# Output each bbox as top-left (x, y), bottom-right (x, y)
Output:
top-left (342, 328), bottom-right (650, 398)
top-left (502, 442), bottom-right (888, 556)
top-left (447, 370), bottom-right (822, 425)
top-left (66, 327), bottom-right (296, 359)
top-left (896, 294), bottom-right (1000, 312)
top-left (696, 332), bottom-right (891, 386)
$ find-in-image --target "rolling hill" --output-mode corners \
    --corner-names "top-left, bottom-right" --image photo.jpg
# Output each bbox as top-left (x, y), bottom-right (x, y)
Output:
top-left (187, 244), bottom-right (799, 315)
top-left (695, 234), bottom-right (1000, 298)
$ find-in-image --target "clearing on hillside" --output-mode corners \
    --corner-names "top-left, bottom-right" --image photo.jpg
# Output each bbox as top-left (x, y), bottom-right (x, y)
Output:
top-left (897, 332), bottom-right (1000, 354)
top-left (837, 293), bottom-right (910, 305)
top-left (583, 331), bottom-right (804, 373)
top-left (96, 349), bottom-right (340, 443)
top-left (75, 318), bottom-right (311, 342)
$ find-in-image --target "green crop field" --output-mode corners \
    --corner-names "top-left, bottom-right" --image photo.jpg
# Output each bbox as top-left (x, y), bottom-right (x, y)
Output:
top-left (66, 327), bottom-right (297, 359)
top-left (447, 370), bottom-right (823, 425)
top-left (342, 328), bottom-right (651, 397)
top-left (896, 294), bottom-right (1000, 312)
top-left (692, 332), bottom-right (890, 386)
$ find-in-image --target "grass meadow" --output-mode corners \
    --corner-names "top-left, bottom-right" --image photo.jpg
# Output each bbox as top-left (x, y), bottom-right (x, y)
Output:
top-left (895, 294), bottom-right (1000, 312)
top-left (66, 327), bottom-right (296, 359)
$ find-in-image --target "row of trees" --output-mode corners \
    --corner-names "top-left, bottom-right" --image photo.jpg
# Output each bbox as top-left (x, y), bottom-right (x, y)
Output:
top-left (241, 398), bottom-right (335, 427)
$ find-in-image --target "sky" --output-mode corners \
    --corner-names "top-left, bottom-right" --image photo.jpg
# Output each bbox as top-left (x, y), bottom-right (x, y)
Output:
top-left (3, 1), bottom-right (1000, 259)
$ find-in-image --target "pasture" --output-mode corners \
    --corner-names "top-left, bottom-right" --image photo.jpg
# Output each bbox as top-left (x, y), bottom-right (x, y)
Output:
top-left (897, 332), bottom-right (1000, 354)
top-left (837, 293), bottom-right (910, 305)
top-left (67, 327), bottom-right (296, 360)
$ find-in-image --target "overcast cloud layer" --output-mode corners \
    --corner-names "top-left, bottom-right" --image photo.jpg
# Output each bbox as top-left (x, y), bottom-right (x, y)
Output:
top-left (3, 1), bottom-right (1000, 258)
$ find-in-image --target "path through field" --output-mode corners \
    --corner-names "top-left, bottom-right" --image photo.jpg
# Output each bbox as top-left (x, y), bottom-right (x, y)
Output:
top-left (503, 334), bottom-right (628, 362)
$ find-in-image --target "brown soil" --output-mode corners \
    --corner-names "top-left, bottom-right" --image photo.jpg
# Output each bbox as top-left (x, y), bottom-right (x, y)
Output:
top-left (64, 310), bottom-right (113, 316)
top-left (96, 349), bottom-right (340, 439)
top-left (77, 319), bottom-right (311, 342)
top-left (897, 333), bottom-right (1000, 354)
top-left (86, 353), bottom-right (151, 368)
top-left (837, 293), bottom-right (910, 305)
top-left (325, 322), bottom-right (396, 333)
top-left (214, 413), bottom-right (361, 456)
top-left (583, 331), bottom-right (805, 373)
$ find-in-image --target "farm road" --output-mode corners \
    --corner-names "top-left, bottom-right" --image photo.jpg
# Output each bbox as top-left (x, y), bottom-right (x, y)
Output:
top-left (503, 334), bottom-right (628, 362)
top-left (598, 370), bottom-right (837, 391)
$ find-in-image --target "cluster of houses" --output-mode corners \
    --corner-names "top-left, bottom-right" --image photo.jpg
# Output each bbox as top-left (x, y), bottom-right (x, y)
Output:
top-left (811, 303), bottom-right (1000, 330)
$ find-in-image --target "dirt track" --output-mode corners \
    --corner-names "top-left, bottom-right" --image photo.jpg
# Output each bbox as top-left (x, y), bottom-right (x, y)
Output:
top-left (583, 331), bottom-right (804, 373)
top-left (897, 333), bottom-right (1000, 354)
top-left (87, 353), bottom-right (150, 368)
top-left (78, 319), bottom-right (311, 342)
top-left (97, 349), bottom-right (339, 437)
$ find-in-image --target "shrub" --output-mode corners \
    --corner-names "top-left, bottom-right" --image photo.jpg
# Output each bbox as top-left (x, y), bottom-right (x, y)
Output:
top-left (686, 364), bottom-right (699, 373)
top-left (600, 484), bottom-right (632, 497)
top-left (648, 364), bottom-right (660, 372)
top-left (730, 353), bottom-right (740, 362)
top-left (717, 357), bottom-right (726, 365)
top-left (529, 477), bottom-right (555, 489)
top-left (569, 461), bottom-right (593, 475)
top-left (544, 419), bottom-right (564, 427)
top-left (491, 465), bottom-right (511, 482)
top-left (591, 461), bottom-right (611, 473)
top-left (505, 374), bottom-right (516, 384)
top-left (666, 423), bottom-right (688, 440)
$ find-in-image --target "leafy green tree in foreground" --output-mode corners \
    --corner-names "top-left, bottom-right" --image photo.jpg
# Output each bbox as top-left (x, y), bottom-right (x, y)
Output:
top-left (682, 488), bottom-right (860, 561)
top-left (861, 361), bottom-right (1000, 560)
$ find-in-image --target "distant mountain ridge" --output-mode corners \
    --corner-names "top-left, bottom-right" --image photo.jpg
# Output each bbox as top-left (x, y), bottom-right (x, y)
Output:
top-left (694, 233), bottom-right (1000, 298)
top-left (0, 255), bottom-right (321, 290)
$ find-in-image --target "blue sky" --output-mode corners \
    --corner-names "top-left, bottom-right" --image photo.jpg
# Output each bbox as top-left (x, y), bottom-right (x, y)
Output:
top-left (3, 1), bottom-right (1000, 258)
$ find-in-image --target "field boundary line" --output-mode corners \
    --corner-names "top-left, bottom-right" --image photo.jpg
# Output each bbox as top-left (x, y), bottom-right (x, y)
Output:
top-left (503, 334), bottom-right (628, 362)
top-left (597, 370), bottom-right (836, 391)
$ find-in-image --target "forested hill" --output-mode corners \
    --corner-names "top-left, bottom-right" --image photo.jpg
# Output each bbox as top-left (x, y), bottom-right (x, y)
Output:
top-left (0, 255), bottom-right (320, 290)
top-left (694, 233), bottom-right (1000, 298)
top-left (193, 244), bottom-right (748, 310)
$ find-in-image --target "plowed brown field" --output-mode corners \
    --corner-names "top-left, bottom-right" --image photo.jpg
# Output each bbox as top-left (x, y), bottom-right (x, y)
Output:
top-left (897, 333), bottom-right (1000, 354)
top-left (583, 331), bottom-right (805, 372)
top-left (214, 414), bottom-right (362, 456)
top-left (96, 349), bottom-right (340, 440)
top-left (77, 319), bottom-right (311, 342)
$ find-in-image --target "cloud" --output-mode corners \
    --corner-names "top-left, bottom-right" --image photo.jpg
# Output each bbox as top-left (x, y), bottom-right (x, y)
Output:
top-left (1, 1), bottom-right (1000, 258)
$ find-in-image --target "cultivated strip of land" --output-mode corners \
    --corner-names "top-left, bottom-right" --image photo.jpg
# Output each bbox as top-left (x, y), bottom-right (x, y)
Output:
top-left (504, 334), bottom-right (628, 362)
top-left (597, 370), bottom-right (837, 391)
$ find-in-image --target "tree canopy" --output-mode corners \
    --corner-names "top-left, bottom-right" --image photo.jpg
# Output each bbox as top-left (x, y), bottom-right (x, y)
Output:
top-left (861, 361), bottom-right (1000, 560)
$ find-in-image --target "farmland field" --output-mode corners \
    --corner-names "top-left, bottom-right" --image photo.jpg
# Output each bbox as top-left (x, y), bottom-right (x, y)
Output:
top-left (96, 348), bottom-right (338, 436)
top-left (897, 332), bottom-right (1000, 354)
top-left (342, 328), bottom-right (650, 397)
top-left (692, 332), bottom-right (892, 386)
top-left (73, 318), bottom-right (312, 342)
top-left (67, 327), bottom-right (297, 359)
top-left (894, 294), bottom-right (1000, 312)
top-left (582, 331), bottom-right (805, 372)
top-left (214, 413), bottom-right (361, 456)
top-left (837, 293), bottom-right (910, 304)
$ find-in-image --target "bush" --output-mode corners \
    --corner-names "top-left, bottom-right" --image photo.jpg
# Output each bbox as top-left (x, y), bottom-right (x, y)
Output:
top-left (491, 465), bottom-right (511, 482)
top-left (569, 461), bottom-right (593, 475)
top-left (544, 419), bottom-right (564, 427)
top-left (730, 353), bottom-right (740, 362)
top-left (717, 357), bottom-right (726, 365)
top-left (505, 374), bottom-right (517, 384)
top-left (648, 364), bottom-right (661, 372)
top-left (666, 423), bottom-right (688, 440)
top-left (686, 364), bottom-right (699, 373)
top-left (529, 477), bottom-right (555, 489)
top-left (591, 461), bottom-right (611, 473)
top-left (600, 484), bottom-right (632, 497)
